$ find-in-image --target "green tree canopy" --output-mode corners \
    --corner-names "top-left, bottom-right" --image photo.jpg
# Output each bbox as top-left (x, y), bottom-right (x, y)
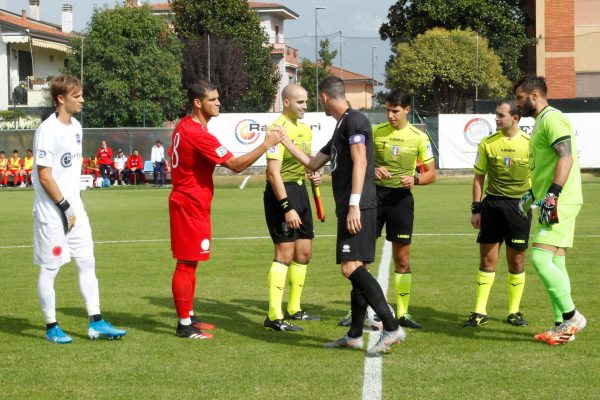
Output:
top-left (171, 0), bottom-right (279, 112)
top-left (64, 5), bottom-right (184, 127)
top-left (299, 59), bottom-right (331, 112)
top-left (386, 28), bottom-right (511, 114)
top-left (319, 39), bottom-right (337, 69)
top-left (379, 0), bottom-right (533, 80)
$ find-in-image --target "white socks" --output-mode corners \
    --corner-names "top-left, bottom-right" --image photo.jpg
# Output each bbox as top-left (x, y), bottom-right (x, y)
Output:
top-left (37, 267), bottom-right (59, 324)
top-left (74, 257), bottom-right (101, 316)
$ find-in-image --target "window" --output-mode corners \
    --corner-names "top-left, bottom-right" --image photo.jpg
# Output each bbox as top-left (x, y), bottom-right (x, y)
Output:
top-left (275, 26), bottom-right (280, 43)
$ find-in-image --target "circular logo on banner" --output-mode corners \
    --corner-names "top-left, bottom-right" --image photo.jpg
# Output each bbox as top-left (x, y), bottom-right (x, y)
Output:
top-left (235, 119), bottom-right (262, 145)
top-left (61, 152), bottom-right (73, 168)
top-left (463, 118), bottom-right (493, 146)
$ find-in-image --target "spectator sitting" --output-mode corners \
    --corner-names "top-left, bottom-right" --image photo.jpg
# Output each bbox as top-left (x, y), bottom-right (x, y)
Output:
top-left (22, 149), bottom-right (34, 186)
top-left (0, 151), bottom-right (8, 188)
top-left (84, 155), bottom-right (100, 178)
top-left (112, 148), bottom-right (129, 186)
top-left (126, 148), bottom-right (144, 185)
top-left (5, 149), bottom-right (24, 187)
top-left (96, 140), bottom-right (113, 179)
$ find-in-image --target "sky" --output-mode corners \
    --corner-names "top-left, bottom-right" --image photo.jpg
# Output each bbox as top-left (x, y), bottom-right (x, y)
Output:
top-left (0, 0), bottom-right (397, 83)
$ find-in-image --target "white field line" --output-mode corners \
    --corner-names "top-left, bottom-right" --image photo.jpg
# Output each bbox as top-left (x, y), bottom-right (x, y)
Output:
top-left (362, 240), bottom-right (392, 400)
top-left (239, 175), bottom-right (251, 189)
top-left (2, 232), bottom-right (598, 250)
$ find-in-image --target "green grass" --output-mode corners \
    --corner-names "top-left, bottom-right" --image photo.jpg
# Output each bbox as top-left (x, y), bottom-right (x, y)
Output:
top-left (0, 175), bottom-right (599, 399)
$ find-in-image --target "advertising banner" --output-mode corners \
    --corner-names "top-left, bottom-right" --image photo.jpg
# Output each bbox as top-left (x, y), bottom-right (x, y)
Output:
top-left (439, 113), bottom-right (600, 168)
top-left (207, 112), bottom-right (337, 166)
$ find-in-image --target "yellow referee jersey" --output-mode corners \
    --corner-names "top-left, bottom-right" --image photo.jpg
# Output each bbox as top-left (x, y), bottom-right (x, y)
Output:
top-left (474, 130), bottom-right (531, 198)
top-left (267, 114), bottom-right (312, 182)
top-left (373, 122), bottom-right (434, 188)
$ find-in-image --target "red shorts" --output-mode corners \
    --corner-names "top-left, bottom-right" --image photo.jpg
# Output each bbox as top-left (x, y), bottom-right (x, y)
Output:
top-left (169, 195), bottom-right (211, 261)
top-left (8, 169), bottom-right (19, 175)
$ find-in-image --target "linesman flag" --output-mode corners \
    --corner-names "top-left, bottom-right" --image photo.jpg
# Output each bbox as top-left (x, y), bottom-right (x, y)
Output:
top-left (311, 182), bottom-right (325, 222)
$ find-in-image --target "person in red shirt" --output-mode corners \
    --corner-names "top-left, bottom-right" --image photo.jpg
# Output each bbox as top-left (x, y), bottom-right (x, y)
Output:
top-left (168, 79), bottom-right (285, 339)
top-left (126, 149), bottom-right (144, 185)
top-left (96, 140), bottom-right (113, 179)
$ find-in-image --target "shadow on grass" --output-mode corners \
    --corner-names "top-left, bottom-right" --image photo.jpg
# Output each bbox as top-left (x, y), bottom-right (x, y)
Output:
top-left (0, 316), bottom-right (41, 339)
top-left (145, 295), bottom-right (336, 349)
top-left (56, 306), bottom-right (174, 339)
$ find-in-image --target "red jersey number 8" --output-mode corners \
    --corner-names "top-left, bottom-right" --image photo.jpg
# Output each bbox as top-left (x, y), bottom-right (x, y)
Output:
top-left (171, 132), bottom-right (180, 169)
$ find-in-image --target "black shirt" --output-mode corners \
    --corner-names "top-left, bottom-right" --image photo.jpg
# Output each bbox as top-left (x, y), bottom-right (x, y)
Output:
top-left (319, 109), bottom-right (377, 216)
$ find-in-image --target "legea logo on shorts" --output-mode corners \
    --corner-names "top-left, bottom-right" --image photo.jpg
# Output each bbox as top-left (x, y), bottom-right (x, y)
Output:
top-left (235, 119), bottom-right (265, 145)
top-left (463, 118), bottom-right (493, 146)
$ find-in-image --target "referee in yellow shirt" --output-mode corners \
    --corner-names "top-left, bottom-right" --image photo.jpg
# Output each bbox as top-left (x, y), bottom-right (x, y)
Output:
top-left (263, 84), bottom-right (322, 331)
top-left (464, 99), bottom-right (531, 328)
top-left (372, 88), bottom-right (436, 329)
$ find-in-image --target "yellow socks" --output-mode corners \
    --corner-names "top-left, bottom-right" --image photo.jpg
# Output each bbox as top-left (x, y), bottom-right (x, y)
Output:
top-left (507, 272), bottom-right (525, 315)
top-left (474, 271), bottom-right (495, 315)
top-left (287, 261), bottom-right (307, 315)
top-left (267, 261), bottom-right (288, 321)
top-left (394, 272), bottom-right (412, 317)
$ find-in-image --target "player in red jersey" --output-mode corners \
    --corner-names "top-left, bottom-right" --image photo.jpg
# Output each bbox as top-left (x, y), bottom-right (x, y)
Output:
top-left (168, 79), bottom-right (285, 339)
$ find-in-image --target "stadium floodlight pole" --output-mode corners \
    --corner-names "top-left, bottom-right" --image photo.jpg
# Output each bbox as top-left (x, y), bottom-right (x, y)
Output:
top-left (475, 33), bottom-right (479, 113)
top-left (371, 46), bottom-right (378, 110)
top-left (339, 30), bottom-right (343, 79)
top-left (314, 6), bottom-right (326, 112)
top-left (80, 36), bottom-right (84, 87)
top-left (207, 33), bottom-right (211, 82)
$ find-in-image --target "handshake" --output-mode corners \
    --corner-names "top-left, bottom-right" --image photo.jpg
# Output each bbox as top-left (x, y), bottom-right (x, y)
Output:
top-left (518, 184), bottom-right (562, 225)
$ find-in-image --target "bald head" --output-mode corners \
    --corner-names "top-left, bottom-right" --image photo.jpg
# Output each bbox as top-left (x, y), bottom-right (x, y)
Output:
top-left (282, 84), bottom-right (308, 121)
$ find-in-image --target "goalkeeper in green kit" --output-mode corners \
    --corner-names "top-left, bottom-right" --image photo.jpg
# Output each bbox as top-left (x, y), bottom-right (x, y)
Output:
top-left (514, 76), bottom-right (586, 345)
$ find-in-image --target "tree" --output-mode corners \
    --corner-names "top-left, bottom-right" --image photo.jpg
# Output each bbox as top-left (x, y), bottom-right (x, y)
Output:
top-left (319, 39), bottom-right (337, 69)
top-left (171, 0), bottom-right (279, 112)
top-left (379, 0), bottom-right (533, 81)
top-left (63, 5), bottom-right (185, 127)
top-left (181, 37), bottom-right (248, 111)
top-left (386, 28), bottom-right (511, 114)
top-left (299, 38), bottom-right (338, 111)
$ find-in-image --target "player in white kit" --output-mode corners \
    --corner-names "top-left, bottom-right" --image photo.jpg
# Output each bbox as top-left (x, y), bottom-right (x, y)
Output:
top-left (32, 75), bottom-right (127, 344)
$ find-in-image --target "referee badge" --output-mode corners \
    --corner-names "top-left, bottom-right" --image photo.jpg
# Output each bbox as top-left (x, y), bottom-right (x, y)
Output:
top-left (503, 157), bottom-right (512, 167)
top-left (391, 146), bottom-right (400, 156)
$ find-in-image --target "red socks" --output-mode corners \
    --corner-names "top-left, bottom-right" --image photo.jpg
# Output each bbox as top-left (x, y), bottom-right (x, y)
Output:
top-left (171, 261), bottom-right (198, 318)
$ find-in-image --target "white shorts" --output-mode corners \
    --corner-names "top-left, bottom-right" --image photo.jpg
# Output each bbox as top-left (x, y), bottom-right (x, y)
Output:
top-left (33, 210), bottom-right (94, 269)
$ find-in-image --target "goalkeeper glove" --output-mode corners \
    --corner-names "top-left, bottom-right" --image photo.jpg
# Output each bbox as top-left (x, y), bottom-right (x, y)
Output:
top-left (518, 189), bottom-right (535, 217)
top-left (56, 198), bottom-right (76, 234)
top-left (539, 183), bottom-right (562, 225)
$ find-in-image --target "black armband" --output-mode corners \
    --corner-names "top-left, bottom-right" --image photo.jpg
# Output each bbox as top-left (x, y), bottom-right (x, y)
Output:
top-left (279, 197), bottom-right (293, 213)
top-left (414, 175), bottom-right (420, 186)
top-left (547, 183), bottom-right (563, 197)
top-left (471, 201), bottom-right (482, 214)
top-left (56, 198), bottom-right (71, 212)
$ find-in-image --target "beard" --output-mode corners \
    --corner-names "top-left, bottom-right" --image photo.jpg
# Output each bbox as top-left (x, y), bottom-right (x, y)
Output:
top-left (521, 98), bottom-right (536, 117)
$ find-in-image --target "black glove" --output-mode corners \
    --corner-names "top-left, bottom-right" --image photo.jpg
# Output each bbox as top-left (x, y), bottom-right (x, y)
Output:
top-left (539, 184), bottom-right (562, 225)
top-left (56, 198), bottom-right (76, 234)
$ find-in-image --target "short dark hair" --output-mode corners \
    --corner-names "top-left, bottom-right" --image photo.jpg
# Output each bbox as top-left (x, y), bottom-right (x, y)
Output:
top-left (187, 79), bottom-right (217, 104)
top-left (496, 99), bottom-right (521, 118)
top-left (13, 149), bottom-right (18, 153)
top-left (27, 148), bottom-right (32, 153)
top-left (319, 76), bottom-right (345, 100)
top-left (0, 151), bottom-right (5, 155)
top-left (513, 76), bottom-right (547, 96)
top-left (385, 88), bottom-right (412, 107)
top-left (50, 75), bottom-right (82, 104)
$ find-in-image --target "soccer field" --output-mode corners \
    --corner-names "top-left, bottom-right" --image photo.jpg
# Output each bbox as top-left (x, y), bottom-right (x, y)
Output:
top-left (1, 176), bottom-right (598, 399)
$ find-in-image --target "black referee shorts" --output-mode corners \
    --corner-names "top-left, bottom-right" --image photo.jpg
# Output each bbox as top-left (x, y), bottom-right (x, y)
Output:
top-left (336, 208), bottom-right (377, 264)
top-left (376, 186), bottom-right (414, 244)
top-left (264, 181), bottom-right (314, 243)
top-left (477, 195), bottom-right (532, 250)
